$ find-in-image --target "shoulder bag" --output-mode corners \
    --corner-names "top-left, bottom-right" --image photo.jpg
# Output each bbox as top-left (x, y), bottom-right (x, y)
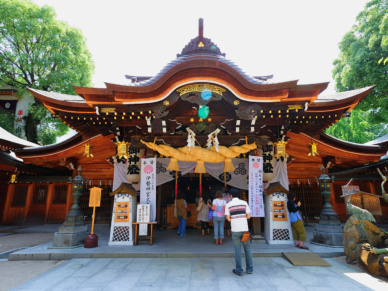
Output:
top-left (241, 232), bottom-right (251, 242)
top-left (196, 201), bottom-right (203, 212)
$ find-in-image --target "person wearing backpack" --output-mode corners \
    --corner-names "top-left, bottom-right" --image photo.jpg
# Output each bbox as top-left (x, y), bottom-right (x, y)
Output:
top-left (212, 190), bottom-right (226, 245)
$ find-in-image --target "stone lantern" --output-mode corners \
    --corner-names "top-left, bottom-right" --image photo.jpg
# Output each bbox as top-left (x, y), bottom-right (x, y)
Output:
top-left (52, 166), bottom-right (89, 248)
top-left (311, 165), bottom-right (343, 247)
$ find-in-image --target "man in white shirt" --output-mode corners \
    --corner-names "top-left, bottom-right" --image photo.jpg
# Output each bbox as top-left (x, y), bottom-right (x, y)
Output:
top-left (225, 188), bottom-right (253, 276)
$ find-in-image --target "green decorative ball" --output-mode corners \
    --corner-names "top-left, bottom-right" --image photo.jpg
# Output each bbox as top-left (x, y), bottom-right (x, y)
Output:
top-left (198, 105), bottom-right (209, 119)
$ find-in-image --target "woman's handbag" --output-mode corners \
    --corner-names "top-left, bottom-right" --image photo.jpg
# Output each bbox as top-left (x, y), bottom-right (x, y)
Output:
top-left (187, 206), bottom-right (192, 217)
top-left (241, 232), bottom-right (251, 242)
top-left (196, 201), bottom-right (203, 212)
top-left (208, 208), bottom-right (213, 220)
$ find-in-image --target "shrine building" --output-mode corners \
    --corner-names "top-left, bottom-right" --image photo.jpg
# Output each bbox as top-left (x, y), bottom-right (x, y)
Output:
top-left (1, 19), bottom-right (388, 228)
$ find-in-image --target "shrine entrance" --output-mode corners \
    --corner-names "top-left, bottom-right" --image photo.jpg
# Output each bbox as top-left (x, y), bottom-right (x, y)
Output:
top-left (161, 173), bottom-right (247, 230)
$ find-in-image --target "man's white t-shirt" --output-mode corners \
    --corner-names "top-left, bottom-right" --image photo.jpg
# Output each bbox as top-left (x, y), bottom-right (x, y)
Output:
top-left (225, 198), bottom-right (250, 232)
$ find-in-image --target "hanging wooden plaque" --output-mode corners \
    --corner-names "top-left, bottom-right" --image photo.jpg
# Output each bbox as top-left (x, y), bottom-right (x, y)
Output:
top-left (89, 187), bottom-right (102, 207)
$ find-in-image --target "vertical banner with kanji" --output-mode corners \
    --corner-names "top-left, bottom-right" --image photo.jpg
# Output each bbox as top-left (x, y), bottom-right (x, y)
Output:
top-left (249, 156), bottom-right (265, 217)
top-left (140, 158), bottom-right (156, 221)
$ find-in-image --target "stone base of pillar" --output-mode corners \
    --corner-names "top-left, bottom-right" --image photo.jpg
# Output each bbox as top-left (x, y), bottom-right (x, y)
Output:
top-left (50, 225), bottom-right (89, 249)
top-left (251, 234), bottom-right (266, 244)
top-left (310, 224), bottom-right (344, 247)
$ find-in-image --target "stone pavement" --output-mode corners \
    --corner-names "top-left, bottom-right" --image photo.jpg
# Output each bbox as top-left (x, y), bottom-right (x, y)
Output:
top-left (8, 225), bottom-right (345, 260)
top-left (10, 257), bottom-right (388, 291)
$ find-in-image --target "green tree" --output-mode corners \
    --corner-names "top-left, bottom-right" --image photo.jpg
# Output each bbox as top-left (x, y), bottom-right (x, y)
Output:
top-left (332, 0), bottom-right (388, 126)
top-left (325, 110), bottom-right (388, 143)
top-left (0, 0), bottom-right (94, 144)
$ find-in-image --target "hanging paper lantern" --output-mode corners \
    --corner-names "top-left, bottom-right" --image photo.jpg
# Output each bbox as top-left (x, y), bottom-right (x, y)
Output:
top-left (308, 142), bottom-right (319, 156)
top-left (115, 141), bottom-right (130, 159)
top-left (198, 105), bottom-right (209, 119)
top-left (83, 143), bottom-right (94, 158)
top-left (273, 140), bottom-right (288, 160)
top-left (9, 173), bottom-right (17, 183)
top-left (201, 89), bottom-right (212, 101)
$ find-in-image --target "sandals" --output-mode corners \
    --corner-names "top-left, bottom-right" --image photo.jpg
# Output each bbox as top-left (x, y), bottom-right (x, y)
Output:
top-left (233, 269), bottom-right (243, 276)
top-left (295, 244), bottom-right (300, 247)
top-left (299, 245), bottom-right (309, 250)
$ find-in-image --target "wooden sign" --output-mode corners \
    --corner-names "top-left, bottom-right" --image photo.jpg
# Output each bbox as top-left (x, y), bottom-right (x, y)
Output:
top-left (272, 201), bottom-right (287, 221)
top-left (115, 202), bottom-right (129, 222)
top-left (89, 187), bottom-right (102, 207)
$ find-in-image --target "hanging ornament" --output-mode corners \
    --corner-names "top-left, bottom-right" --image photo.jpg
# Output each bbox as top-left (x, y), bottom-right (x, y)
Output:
top-left (83, 143), bottom-right (94, 158)
top-left (201, 89), bottom-right (212, 101)
top-left (198, 105), bottom-right (209, 119)
top-left (273, 140), bottom-right (288, 160)
top-left (9, 173), bottom-right (17, 183)
top-left (308, 142), bottom-right (319, 156)
top-left (115, 141), bottom-right (131, 160)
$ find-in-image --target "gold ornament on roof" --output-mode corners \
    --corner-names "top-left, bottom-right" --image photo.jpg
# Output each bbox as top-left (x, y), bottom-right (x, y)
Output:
top-left (115, 141), bottom-right (131, 159)
top-left (9, 173), bottom-right (17, 183)
top-left (308, 142), bottom-right (319, 156)
top-left (163, 100), bottom-right (170, 106)
top-left (234, 100), bottom-right (240, 106)
top-left (100, 108), bottom-right (116, 113)
top-left (83, 144), bottom-right (94, 158)
top-left (176, 84), bottom-right (226, 96)
top-left (273, 140), bottom-right (288, 160)
top-left (288, 105), bottom-right (303, 110)
top-left (198, 41), bottom-right (204, 47)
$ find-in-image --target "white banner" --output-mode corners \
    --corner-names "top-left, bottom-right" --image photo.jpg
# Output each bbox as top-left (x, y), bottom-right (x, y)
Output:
top-left (140, 158), bottom-right (156, 221)
top-left (249, 156), bottom-right (265, 217)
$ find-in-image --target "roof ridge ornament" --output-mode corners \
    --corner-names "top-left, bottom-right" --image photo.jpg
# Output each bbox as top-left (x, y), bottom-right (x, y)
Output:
top-left (177, 18), bottom-right (226, 57)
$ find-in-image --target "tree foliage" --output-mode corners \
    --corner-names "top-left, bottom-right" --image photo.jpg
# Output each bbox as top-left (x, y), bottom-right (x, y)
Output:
top-left (325, 110), bottom-right (388, 143)
top-left (332, 0), bottom-right (388, 126)
top-left (0, 0), bottom-right (94, 144)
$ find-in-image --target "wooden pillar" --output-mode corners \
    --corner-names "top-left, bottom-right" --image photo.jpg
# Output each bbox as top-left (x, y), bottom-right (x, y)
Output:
top-left (252, 217), bottom-right (261, 236)
top-left (369, 182), bottom-right (376, 194)
top-left (23, 184), bottom-right (35, 224)
top-left (45, 183), bottom-right (55, 223)
top-left (2, 184), bottom-right (15, 224)
top-left (65, 183), bottom-right (73, 214)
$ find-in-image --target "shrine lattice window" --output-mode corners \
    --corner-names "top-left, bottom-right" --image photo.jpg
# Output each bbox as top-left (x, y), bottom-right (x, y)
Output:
top-left (31, 185), bottom-right (48, 205)
top-left (79, 184), bottom-right (113, 222)
top-left (289, 182), bottom-right (323, 222)
top-left (52, 185), bottom-right (68, 204)
top-left (11, 185), bottom-right (29, 207)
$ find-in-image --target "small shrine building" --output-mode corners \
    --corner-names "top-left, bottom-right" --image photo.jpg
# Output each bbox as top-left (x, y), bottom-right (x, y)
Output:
top-left (2, 19), bottom-right (388, 226)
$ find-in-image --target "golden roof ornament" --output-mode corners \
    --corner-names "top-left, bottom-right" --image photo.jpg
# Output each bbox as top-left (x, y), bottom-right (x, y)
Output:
top-left (273, 140), bottom-right (288, 160)
top-left (115, 141), bottom-right (131, 160)
top-left (83, 143), bottom-right (94, 158)
top-left (308, 142), bottom-right (319, 156)
top-left (9, 173), bottom-right (17, 184)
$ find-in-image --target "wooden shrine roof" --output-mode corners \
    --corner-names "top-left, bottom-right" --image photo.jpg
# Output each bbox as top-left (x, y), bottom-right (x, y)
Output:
top-left (0, 127), bottom-right (38, 150)
top-left (15, 19), bottom-right (388, 179)
top-left (0, 149), bottom-right (70, 182)
top-left (109, 182), bottom-right (138, 196)
top-left (265, 182), bottom-right (289, 195)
